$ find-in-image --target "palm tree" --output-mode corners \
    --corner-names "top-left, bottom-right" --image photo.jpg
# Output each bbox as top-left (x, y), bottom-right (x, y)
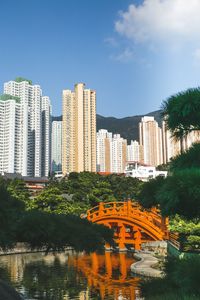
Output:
top-left (162, 88), bottom-right (200, 152)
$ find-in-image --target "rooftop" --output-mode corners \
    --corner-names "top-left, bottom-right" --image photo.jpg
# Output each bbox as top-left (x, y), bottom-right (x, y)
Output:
top-left (0, 94), bottom-right (20, 103)
top-left (14, 77), bottom-right (32, 85)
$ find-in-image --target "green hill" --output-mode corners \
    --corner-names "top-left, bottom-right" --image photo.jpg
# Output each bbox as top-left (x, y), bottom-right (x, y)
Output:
top-left (52, 110), bottom-right (162, 143)
top-left (96, 110), bottom-right (162, 143)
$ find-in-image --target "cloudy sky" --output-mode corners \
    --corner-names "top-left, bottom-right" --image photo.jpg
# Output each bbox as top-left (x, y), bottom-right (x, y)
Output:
top-left (1, 0), bottom-right (200, 117)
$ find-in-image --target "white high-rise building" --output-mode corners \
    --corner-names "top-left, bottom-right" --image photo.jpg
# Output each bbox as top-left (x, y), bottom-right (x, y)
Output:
top-left (127, 140), bottom-right (141, 163)
top-left (96, 129), bottom-right (112, 172)
top-left (110, 134), bottom-right (127, 173)
top-left (51, 120), bottom-right (62, 172)
top-left (1, 78), bottom-right (51, 177)
top-left (96, 130), bottom-right (127, 173)
top-left (0, 95), bottom-right (22, 174)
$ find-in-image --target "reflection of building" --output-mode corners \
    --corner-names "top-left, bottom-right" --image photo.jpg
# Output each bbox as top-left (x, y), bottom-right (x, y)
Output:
top-left (51, 120), bottom-right (62, 172)
top-left (62, 83), bottom-right (96, 174)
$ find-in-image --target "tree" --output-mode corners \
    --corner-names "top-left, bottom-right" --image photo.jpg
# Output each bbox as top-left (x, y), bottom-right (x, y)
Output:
top-left (138, 169), bottom-right (200, 219)
top-left (0, 177), bottom-right (24, 250)
top-left (170, 142), bottom-right (200, 171)
top-left (7, 178), bottom-right (30, 203)
top-left (162, 88), bottom-right (200, 152)
top-left (16, 211), bottom-right (114, 253)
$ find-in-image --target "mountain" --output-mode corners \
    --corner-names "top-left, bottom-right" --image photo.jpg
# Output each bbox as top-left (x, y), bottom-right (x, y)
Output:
top-left (52, 110), bottom-right (162, 143)
top-left (97, 110), bottom-right (162, 143)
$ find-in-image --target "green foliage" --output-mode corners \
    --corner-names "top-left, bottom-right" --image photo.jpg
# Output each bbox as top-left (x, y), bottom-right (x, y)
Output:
top-left (57, 172), bottom-right (142, 208)
top-left (170, 216), bottom-right (200, 252)
top-left (0, 177), bottom-right (114, 253)
top-left (137, 176), bottom-right (165, 209)
top-left (162, 88), bottom-right (200, 139)
top-left (141, 256), bottom-right (200, 299)
top-left (16, 211), bottom-right (114, 253)
top-left (138, 169), bottom-right (200, 219)
top-left (0, 94), bottom-right (20, 102)
top-left (14, 77), bottom-right (32, 85)
top-left (0, 177), bottom-right (24, 250)
top-left (170, 143), bottom-right (200, 171)
top-left (157, 169), bottom-right (200, 219)
top-left (169, 215), bottom-right (200, 234)
top-left (7, 179), bottom-right (30, 203)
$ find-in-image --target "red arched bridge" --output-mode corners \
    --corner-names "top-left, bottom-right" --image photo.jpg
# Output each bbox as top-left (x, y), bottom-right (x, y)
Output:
top-left (87, 201), bottom-right (168, 250)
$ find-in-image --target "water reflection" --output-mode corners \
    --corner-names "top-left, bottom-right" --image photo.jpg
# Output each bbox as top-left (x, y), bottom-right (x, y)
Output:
top-left (0, 251), bottom-right (140, 300)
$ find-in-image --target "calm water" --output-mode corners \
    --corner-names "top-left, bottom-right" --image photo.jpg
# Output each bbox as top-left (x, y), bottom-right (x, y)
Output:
top-left (0, 251), bottom-right (141, 300)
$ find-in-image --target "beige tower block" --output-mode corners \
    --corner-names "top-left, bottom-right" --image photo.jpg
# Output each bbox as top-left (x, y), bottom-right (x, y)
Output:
top-left (62, 83), bottom-right (96, 175)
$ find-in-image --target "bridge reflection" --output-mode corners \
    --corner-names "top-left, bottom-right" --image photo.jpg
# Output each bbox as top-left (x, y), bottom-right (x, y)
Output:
top-left (69, 252), bottom-right (140, 300)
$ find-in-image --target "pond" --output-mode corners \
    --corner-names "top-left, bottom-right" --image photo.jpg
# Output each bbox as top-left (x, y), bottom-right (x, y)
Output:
top-left (0, 251), bottom-right (141, 300)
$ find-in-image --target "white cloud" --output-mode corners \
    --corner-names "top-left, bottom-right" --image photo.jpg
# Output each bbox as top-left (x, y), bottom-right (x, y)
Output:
top-left (115, 0), bottom-right (200, 46)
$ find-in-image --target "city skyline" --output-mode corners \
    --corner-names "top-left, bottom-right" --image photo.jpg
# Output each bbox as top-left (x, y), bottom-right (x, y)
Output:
top-left (1, 0), bottom-right (200, 118)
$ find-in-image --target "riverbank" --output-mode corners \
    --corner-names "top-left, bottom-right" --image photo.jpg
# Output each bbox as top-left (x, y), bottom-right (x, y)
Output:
top-left (0, 243), bottom-right (73, 256)
top-left (131, 251), bottom-right (164, 278)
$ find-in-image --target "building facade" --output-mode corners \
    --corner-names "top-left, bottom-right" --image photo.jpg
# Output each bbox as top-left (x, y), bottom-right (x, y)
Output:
top-left (41, 96), bottom-right (52, 177)
top-left (96, 129), bottom-right (112, 172)
top-left (110, 134), bottom-right (127, 173)
top-left (127, 140), bottom-right (143, 163)
top-left (51, 120), bottom-right (62, 172)
top-left (139, 116), bottom-right (163, 166)
top-left (0, 78), bottom-right (51, 177)
top-left (62, 83), bottom-right (96, 174)
top-left (0, 95), bottom-right (22, 174)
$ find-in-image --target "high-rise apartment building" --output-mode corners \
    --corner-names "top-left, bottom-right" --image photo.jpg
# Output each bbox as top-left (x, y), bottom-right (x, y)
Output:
top-left (51, 120), bottom-right (62, 172)
top-left (0, 78), bottom-right (51, 177)
top-left (0, 95), bottom-right (22, 174)
top-left (110, 134), bottom-right (127, 173)
top-left (97, 130), bottom-right (127, 173)
top-left (162, 121), bottom-right (200, 163)
top-left (62, 83), bottom-right (96, 174)
top-left (139, 116), bottom-right (163, 166)
top-left (162, 121), bottom-right (181, 164)
top-left (127, 140), bottom-right (143, 163)
top-left (96, 129), bottom-right (112, 172)
top-left (41, 96), bottom-right (52, 177)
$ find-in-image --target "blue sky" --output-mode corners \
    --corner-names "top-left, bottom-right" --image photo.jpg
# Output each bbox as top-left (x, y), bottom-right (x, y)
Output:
top-left (1, 0), bottom-right (200, 117)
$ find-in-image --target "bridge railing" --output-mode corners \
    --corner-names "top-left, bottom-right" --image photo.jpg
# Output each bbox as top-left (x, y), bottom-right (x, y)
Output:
top-left (87, 201), bottom-right (168, 239)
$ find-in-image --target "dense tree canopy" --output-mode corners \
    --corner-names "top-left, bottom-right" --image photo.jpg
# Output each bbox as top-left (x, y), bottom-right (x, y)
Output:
top-left (162, 88), bottom-right (200, 139)
top-left (138, 169), bottom-right (200, 219)
top-left (170, 143), bottom-right (200, 171)
top-left (0, 176), bottom-right (114, 253)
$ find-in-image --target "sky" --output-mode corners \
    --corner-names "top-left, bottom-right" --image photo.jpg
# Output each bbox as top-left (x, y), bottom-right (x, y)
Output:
top-left (1, 0), bottom-right (200, 117)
